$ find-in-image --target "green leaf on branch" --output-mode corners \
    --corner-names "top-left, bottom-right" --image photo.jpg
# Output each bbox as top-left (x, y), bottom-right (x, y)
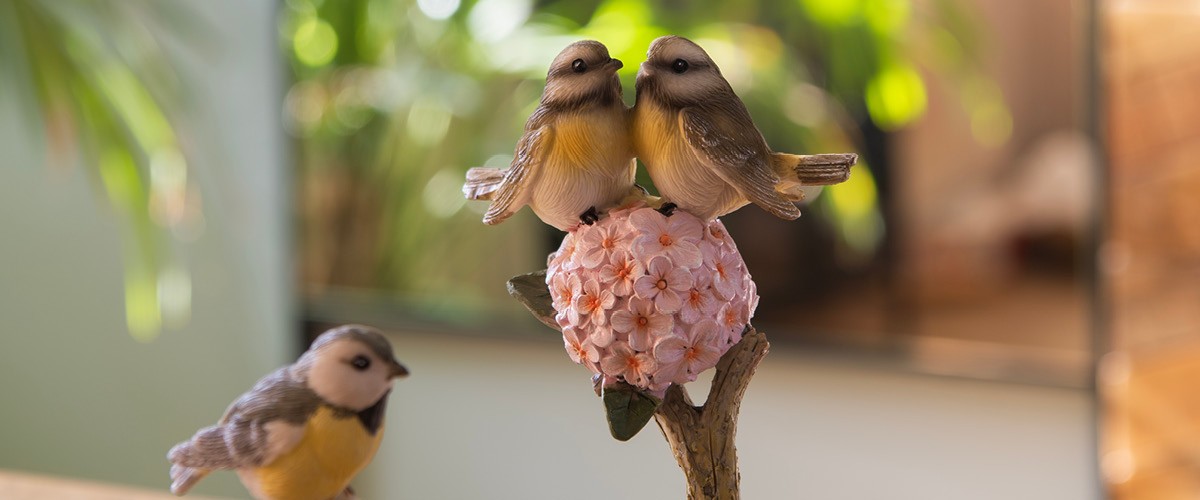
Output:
top-left (603, 381), bottom-right (662, 441)
top-left (506, 270), bottom-right (559, 331)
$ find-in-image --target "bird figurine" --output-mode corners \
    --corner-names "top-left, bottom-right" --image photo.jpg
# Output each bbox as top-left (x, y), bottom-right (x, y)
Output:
top-left (167, 325), bottom-right (408, 500)
top-left (463, 40), bottom-right (650, 231)
top-left (632, 35), bottom-right (817, 222)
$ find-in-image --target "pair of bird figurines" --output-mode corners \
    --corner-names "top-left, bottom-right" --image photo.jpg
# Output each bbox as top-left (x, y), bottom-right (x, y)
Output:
top-left (464, 35), bottom-right (820, 230)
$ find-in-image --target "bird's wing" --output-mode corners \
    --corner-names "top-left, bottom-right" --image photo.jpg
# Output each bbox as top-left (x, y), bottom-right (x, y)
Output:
top-left (678, 107), bottom-right (800, 220)
top-left (168, 368), bottom-right (318, 470)
top-left (483, 125), bottom-right (555, 225)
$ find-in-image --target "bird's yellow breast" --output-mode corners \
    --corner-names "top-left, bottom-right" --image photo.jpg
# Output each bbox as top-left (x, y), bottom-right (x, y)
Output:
top-left (633, 100), bottom-right (736, 220)
top-left (547, 109), bottom-right (632, 171)
top-left (248, 406), bottom-right (384, 500)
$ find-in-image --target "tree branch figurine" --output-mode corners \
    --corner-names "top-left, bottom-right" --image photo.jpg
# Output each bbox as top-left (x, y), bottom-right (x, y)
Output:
top-left (465, 35), bottom-right (856, 500)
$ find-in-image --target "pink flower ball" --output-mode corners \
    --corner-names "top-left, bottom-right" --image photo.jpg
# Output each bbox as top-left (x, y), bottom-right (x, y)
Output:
top-left (547, 205), bottom-right (758, 395)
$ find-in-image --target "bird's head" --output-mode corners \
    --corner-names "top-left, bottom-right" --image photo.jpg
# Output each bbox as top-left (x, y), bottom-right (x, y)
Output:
top-left (298, 324), bottom-right (408, 411)
top-left (541, 40), bottom-right (624, 111)
top-left (636, 35), bottom-right (727, 108)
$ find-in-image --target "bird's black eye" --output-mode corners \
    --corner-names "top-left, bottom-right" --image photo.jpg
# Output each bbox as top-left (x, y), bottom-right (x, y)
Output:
top-left (571, 58), bottom-right (587, 73)
top-left (350, 355), bottom-right (371, 371)
top-left (672, 59), bottom-right (689, 74)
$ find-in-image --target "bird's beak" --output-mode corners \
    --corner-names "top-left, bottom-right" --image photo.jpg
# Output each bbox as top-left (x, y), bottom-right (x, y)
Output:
top-left (390, 360), bottom-right (409, 378)
top-left (606, 58), bottom-right (623, 71)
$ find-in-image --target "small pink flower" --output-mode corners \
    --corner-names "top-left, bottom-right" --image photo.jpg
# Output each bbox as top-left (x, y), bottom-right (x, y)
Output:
top-left (629, 210), bottom-right (703, 268)
top-left (601, 341), bottom-right (656, 388)
top-left (599, 250), bottom-right (643, 297)
top-left (698, 239), bottom-right (721, 266)
top-left (610, 298), bottom-right (672, 351)
top-left (563, 326), bottom-right (600, 371)
top-left (558, 234), bottom-right (579, 270)
top-left (705, 221), bottom-right (736, 253)
top-left (708, 251), bottom-right (744, 300)
top-left (717, 302), bottom-right (748, 345)
top-left (572, 279), bottom-right (616, 327)
top-left (634, 256), bottom-right (694, 314)
top-left (549, 274), bottom-right (582, 326)
top-left (678, 274), bottom-right (719, 324)
top-left (654, 321), bottom-right (723, 384)
top-left (591, 324), bottom-right (616, 348)
top-left (579, 225), bottom-right (623, 269)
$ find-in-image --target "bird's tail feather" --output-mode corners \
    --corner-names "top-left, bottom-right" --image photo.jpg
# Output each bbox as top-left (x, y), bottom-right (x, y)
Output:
top-left (770, 152), bottom-right (857, 200)
top-left (463, 167), bottom-right (506, 201)
top-left (169, 462), bottom-right (209, 496)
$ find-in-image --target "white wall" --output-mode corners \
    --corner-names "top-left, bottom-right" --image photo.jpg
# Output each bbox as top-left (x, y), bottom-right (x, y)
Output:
top-left (367, 330), bottom-right (1098, 500)
top-left (0, 1), bottom-right (289, 497)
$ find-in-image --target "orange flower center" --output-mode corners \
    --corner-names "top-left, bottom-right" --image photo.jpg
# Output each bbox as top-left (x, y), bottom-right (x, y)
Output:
top-left (684, 346), bottom-right (700, 361)
top-left (689, 290), bottom-right (701, 305)
top-left (716, 263), bottom-right (726, 278)
top-left (656, 279), bottom-right (668, 290)
top-left (659, 234), bottom-right (673, 246)
top-left (602, 237), bottom-right (614, 249)
top-left (637, 316), bottom-right (648, 327)
top-left (626, 355), bottom-right (642, 371)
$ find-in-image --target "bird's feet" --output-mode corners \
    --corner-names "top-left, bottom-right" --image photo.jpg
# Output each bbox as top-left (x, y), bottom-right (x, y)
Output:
top-left (579, 206), bottom-right (600, 225)
top-left (656, 202), bottom-right (677, 217)
top-left (334, 485), bottom-right (358, 500)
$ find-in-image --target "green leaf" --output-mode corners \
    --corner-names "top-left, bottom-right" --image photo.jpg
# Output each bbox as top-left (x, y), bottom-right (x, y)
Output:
top-left (506, 270), bottom-right (559, 331)
top-left (602, 381), bottom-right (661, 441)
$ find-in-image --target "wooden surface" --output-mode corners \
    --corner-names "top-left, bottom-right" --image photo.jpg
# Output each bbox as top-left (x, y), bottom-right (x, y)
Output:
top-left (0, 469), bottom-right (220, 500)
top-left (1104, 1), bottom-right (1200, 499)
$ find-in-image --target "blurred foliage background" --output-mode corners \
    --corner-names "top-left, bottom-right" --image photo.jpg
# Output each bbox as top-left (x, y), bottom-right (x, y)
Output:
top-left (1, 0), bottom-right (204, 341)
top-left (282, 0), bottom-right (1006, 328)
top-left (4, 0), bottom-right (1007, 338)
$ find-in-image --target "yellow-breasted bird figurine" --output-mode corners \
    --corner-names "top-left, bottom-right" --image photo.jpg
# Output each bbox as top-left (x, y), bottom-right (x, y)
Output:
top-left (632, 35), bottom-right (815, 222)
top-left (167, 325), bottom-right (408, 500)
top-left (463, 40), bottom-right (649, 231)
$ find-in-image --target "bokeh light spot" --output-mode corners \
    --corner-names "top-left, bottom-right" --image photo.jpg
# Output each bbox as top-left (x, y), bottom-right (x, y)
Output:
top-left (468, 0), bottom-right (531, 43)
top-left (417, 0), bottom-right (460, 20)
top-left (293, 17), bottom-right (338, 67)
top-left (423, 169), bottom-right (467, 218)
top-left (865, 62), bottom-right (927, 130)
top-left (801, 0), bottom-right (862, 26)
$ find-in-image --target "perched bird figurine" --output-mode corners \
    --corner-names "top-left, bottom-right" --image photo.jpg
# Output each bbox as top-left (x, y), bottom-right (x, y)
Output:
top-left (463, 40), bottom-right (648, 231)
top-left (167, 325), bottom-right (408, 500)
top-left (633, 35), bottom-right (815, 221)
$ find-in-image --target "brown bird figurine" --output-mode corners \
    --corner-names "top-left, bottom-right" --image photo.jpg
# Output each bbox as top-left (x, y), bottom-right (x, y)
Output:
top-left (463, 40), bottom-right (649, 231)
top-left (632, 35), bottom-right (819, 221)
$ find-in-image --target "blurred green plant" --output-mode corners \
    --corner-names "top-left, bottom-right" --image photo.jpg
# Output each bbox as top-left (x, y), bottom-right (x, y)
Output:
top-left (1, 0), bottom-right (201, 341)
top-left (286, 0), bottom-right (1006, 318)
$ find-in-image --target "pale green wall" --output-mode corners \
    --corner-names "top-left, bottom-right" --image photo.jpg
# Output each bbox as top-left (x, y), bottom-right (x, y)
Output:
top-left (0, 2), bottom-right (289, 498)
